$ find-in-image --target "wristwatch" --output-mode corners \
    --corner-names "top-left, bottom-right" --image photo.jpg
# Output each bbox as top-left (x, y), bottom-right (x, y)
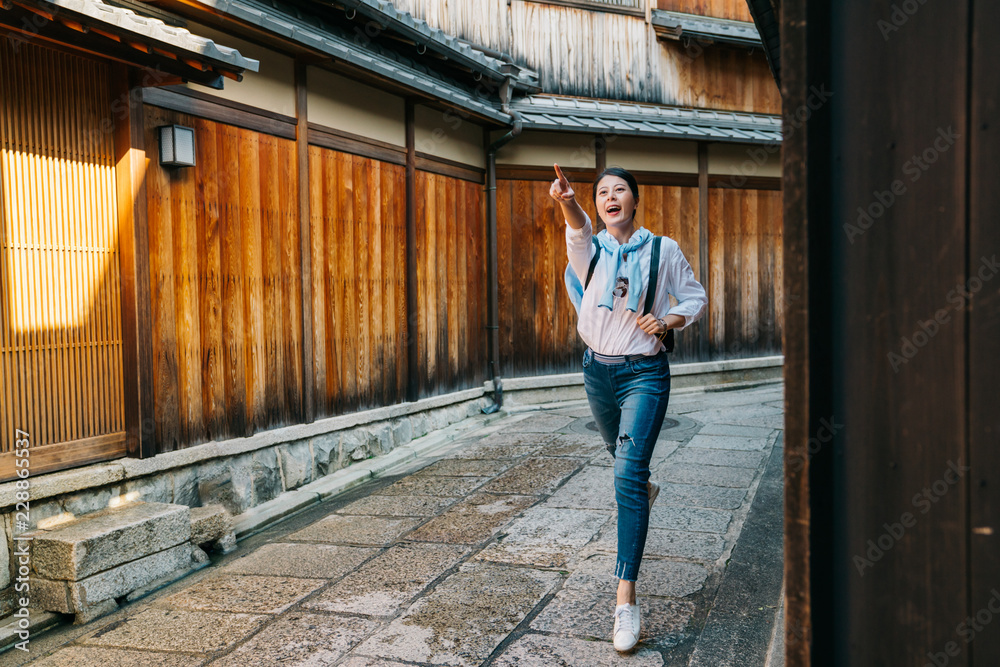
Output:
top-left (656, 318), bottom-right (670, 342)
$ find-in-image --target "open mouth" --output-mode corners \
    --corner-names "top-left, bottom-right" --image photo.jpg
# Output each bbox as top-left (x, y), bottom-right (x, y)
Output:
top-left (606, 204), bottom-right (622, 216)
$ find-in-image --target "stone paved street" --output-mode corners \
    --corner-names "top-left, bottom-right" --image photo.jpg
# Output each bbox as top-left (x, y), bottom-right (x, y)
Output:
top-left (5, 382), bottom-right (784, 667)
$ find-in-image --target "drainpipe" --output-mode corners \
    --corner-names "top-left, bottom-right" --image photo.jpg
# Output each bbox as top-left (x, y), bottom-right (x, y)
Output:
top-left (483, 109), bottom-right (523, 413)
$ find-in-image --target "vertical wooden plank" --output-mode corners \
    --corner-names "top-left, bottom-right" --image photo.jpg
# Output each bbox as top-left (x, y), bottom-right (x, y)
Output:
top-left (325, 150), bottom-right (342, 413)
top-left (218, 123), bottom-right (248, 437)
top-left (309, 146), bottom-right (327, 416)
top-left (722, 189), bottom-right (742, 358)
top-left (697, 142), bottom-right (710, 361)
top-left (239, 129), bottom-right (265, 432)
top-left (496, 179), bottom-right (513, 377)
top-left (445, 176), bottom-right (459, 387)
top-left (145, 106), bottom-right (181, 452)
top-left (435, 174), bottom-right (448, 391)
top-left (707, 188), bottom-right (725, 359)
top-left (194, 118), bottom-right (225, 441)
top-left (369, 158), bottom-right (384, 404)
top-left (511, 180), bottom-right (535, 375)
top-left (173, 115), bottom-right (204, 445)
top-left (757, 190), bottom-right (776, 355)
top-left (353, 156), bottom-right (371, 407)
top-left (340, 153), bottom-right (358, 409)
top-left (394, 163), bottom-right (408, 401)
top-left (533, 180), bottom-right (553, 373)
top-left (741, 189), bottom-right (759, 357)
top-left (282, 139), bottom-right (303, 421)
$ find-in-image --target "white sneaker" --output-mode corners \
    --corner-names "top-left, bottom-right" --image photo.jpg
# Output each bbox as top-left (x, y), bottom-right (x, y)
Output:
top-left (613, 602), bottom-right (640, 652)
top-left (648, 481), bottom-right (660, 511)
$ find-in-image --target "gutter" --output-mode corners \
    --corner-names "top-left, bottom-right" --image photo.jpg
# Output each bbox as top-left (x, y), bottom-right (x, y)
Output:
top-left (483, 109), bottom-right (524, 413)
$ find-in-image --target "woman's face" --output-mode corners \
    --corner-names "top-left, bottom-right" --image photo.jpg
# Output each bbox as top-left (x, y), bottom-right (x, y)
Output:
top-left (595, 175), bottom-right (637, 229)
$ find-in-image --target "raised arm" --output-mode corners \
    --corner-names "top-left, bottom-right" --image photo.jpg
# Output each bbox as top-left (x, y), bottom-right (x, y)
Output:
top-left (549, 164), bottom-right (588, 230)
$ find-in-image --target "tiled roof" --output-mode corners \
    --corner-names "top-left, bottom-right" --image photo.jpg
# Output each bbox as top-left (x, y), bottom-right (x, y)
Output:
top-left (43, 0), bottom-right (259, 71)
top-left (651, 9), bottom-right (762, 49)
top-left (510, 95), bottom-right (782, 145)
top-left (196, 0), bottom-right (512, 123)
top-left (337, 0), bottom-right (538, 90)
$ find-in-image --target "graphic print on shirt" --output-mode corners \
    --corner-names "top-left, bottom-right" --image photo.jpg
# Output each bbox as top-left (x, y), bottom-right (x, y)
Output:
top-left (613, 277), bottom-right (629, 299)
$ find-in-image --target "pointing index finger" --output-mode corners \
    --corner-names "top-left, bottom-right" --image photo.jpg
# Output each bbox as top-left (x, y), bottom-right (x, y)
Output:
top-left (553, 163), bottom-right (569, 185)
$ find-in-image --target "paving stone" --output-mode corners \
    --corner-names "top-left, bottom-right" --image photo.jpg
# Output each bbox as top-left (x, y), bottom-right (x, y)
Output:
top-left (353, 563), bottom-right (558, 666)
top-left (221, 543), bottom-right (376, 579)
top-left (592, 522), bottom-right (726, 561)
top-left (31, 502), bottom-right (190, 581)
top-left (645, 529), bottom-right (727, 561)
top-left (542, 434), bottom-right (607, 458)
top-left (452, 431), bottom-right (555, 454)
top-left (564, 552), bottom-right (709, 598)
top-left (29, 646), bottom-right (204, 667)
top-left (491, 633), bottom-right (665, 666)
top-left (414, 458), bottom-right (515, 478)
top-left (657, 482), bottom-right (747, 509)
top-left (155, 574), bottom-right (324, 614)
top-left (407, 493), bottom-right (536, 544)
top-left (684, 405), bottom-right (783, 425)
top-left (476, 507), bottom-right (611, 568)
top-left (504, 414), bottom-right (575, 432)
top-left (686, 434), bottom-right (771, 451)
top-left (649, 506), bottom-right (733, 534)
top-left (531, 587), bottom-right (693, 647)
top-left (304, 543), bottom-right (467, 616)
top-left (450, 443), bottom-right (542, 460)
top-left (288, 515), bottom-right (422, 546)
top-left (478, 457), bottom-right (585, 495)
top-left (338, 658), bottom-right (429, 667)
top-left (656, 463), bottom-right (756, 488)
top-left (544, 465), bottom-right (616, 510)
top-left (80, 608), bottom-right (268, 653)
top-left (586, 440), bottom-right (680, 469)
top-left (375, 475), bottom-right (489, 498)
top-left (667, 448), bottom-right (765, 468)
top-left (696, 423), bottom-right (775, 439)
top-left (335, 494), bottom-right (457, 517)
top-left (210, 612), bottom-right (379, 666)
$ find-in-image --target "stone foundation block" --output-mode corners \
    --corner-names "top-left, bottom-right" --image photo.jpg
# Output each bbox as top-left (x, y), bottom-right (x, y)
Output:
top-left (190, 504), bottom-right (236, 553)
top-left (31, 542), bottom-right (195, 613)
top-left (31, 502), bottom-right (191, 581)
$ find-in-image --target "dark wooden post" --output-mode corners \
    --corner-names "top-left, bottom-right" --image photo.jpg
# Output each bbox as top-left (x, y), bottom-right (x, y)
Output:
top-left (112, 65), bottom-right (156, 458)
top-left (405, 100), bottom-right (419, 402)
top-left (295, 62), bottom-right (314, 423)
top-left (697, 141), bottom-right (710, 361)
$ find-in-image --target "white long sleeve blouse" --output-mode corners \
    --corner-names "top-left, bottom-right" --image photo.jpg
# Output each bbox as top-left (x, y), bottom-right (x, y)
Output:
top-left (567, 213), bottom-right (708, 356)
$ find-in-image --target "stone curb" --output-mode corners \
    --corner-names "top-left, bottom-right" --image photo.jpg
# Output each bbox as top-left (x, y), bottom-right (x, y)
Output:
top-left (233, 412), bottom-right (507, 539)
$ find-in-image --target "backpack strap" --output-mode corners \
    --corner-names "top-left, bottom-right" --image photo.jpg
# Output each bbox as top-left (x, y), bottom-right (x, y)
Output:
top-left (642, 237), bottom-right (661, 316)
top-left (584, 236), bottom-right (600, 289)
top-left (644, 237), bottom-right (674, 353)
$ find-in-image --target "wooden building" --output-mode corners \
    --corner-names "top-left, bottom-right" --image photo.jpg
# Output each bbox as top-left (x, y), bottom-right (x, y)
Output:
top-left (0, 0), bottom-right (781, 617)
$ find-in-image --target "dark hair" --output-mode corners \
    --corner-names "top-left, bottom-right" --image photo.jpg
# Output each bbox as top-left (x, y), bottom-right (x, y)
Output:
top-left (592, 167), bottom-right (639, 222)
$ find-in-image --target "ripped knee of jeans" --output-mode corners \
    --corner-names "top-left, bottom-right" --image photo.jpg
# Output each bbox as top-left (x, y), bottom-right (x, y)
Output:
top-left (607, 433), bottom-right (634, 459)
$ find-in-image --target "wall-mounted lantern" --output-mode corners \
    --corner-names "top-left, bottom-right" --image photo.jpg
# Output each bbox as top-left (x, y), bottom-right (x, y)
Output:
top-left (158, 125), bottom-right (196, 167)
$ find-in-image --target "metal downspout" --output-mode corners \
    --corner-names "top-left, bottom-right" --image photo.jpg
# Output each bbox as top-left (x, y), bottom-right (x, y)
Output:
top-left (483, 110), bottom-right (523, 413)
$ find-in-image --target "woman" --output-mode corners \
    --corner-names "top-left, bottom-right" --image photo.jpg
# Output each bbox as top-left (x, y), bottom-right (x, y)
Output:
top-left (550, 163), bottom-right (707, 652)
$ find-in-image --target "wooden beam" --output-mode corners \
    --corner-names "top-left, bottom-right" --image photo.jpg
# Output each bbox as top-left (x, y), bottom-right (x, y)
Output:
top-left (697, 141), bottom-right (710, 362)
top-left (405, 100), bottom-right (419, 402)
top-left (295, 62), bottom-right (314, 424)
top-left (595, 133), bottom-right (607, 174)
top-left (112, 64), bottom-right (156, 458)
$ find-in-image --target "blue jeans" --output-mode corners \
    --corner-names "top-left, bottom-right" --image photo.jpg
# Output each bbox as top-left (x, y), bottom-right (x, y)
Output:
top-left (582, 348), bottom-right (671, 582)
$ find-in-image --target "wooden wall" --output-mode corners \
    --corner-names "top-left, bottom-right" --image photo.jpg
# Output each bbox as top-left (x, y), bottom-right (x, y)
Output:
top-left (395, 0), bottom-right (778, 114)
top-left (497, 174), bottom-right (782, 376)
top-left (706, 187), bottom-right (783, 360)
top-left (309, 146), bottom-right (408, 415)
top-left (415, 171), bottom-right (488, 397)
top-left (0, 42), bottom-right (126, 479)
top-left (657, 0), bottom-right (753, 21)
top-left (144, 106), bottom-right (303, 452)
